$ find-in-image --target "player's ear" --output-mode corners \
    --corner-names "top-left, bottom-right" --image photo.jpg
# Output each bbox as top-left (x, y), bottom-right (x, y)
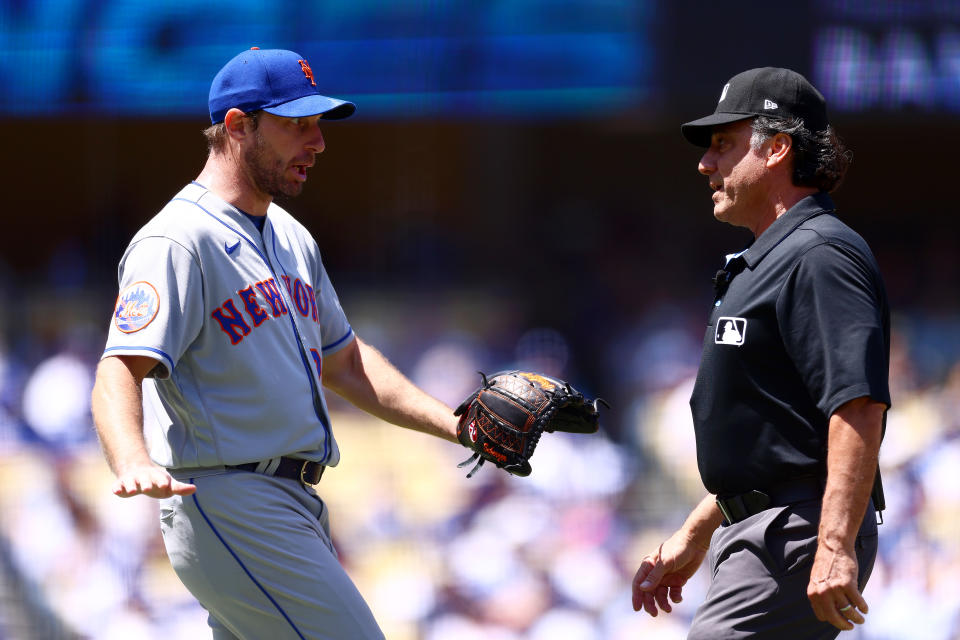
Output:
top-left (223, 108), bottom-right (250, 140)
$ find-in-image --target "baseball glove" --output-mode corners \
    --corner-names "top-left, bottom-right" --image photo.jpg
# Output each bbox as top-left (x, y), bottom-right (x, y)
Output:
top-left (454, 370), bottom-right (608, 478)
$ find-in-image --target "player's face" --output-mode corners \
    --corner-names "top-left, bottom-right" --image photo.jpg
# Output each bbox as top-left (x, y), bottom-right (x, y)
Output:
top-left (243, 113), bottom-right (326, 199)
top-left (698, 119), bottom-right (771, 231)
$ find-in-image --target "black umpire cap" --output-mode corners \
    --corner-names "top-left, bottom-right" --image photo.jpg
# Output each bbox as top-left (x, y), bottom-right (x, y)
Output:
top-left (681, 67), bottom-right (830, 147)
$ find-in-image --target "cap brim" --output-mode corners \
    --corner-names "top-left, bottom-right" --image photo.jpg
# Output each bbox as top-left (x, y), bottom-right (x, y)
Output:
top-left (264, 94), bottom-right (356, 120)
top-left (681, 112), bottom-right (755, 147)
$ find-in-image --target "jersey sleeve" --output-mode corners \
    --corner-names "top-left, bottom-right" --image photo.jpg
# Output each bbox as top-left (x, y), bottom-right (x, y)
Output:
top-left (102, 237), bottom-right (204, 378)
top-left (776, 242), bottom-right (890, 418)
top-left (315, 260), bottom-right (353, 355)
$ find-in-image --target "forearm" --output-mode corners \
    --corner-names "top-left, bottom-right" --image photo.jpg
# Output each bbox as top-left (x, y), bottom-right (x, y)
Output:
top-left (632, 493), bottom-right (721, 613)
top-left (682, 494), bottom-right (725, 550)
top-left (92, 355), bottom-right (196, 498)
top-left (819, 397), bottom-right (885, 551)
top-left (323, 338), bottom-right (459, 443)
top-left (91, 356), bottom-right (153, 474)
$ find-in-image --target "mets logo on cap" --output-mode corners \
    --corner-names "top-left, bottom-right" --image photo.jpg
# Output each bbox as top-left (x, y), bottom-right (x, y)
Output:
top-left (114, 281), bottom-right (160, 333)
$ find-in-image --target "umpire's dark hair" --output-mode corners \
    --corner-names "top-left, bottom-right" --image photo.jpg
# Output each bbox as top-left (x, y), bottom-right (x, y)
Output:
top-left (202, 110), bottom-right (262, 154)
top-left (750, 116), bottom-right (852, 192)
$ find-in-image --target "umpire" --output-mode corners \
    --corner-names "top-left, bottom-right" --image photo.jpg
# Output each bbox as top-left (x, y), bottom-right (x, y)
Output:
top-left (632, 67), bottom-right (890, 638)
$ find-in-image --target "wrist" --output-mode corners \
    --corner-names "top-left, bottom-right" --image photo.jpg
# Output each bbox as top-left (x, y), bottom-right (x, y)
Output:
top-left (684, 529), bottom-right (711, 553)
top-left (113, 453), bottom-right (156, 475)
top-left (681, 517), bottom-right (716, 552)
top-left (817, 530), bottom-right (856, 553)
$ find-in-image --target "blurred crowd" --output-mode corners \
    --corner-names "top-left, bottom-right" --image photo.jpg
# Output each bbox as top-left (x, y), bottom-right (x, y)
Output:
top-left (0, 264), bottom-right (957, 640)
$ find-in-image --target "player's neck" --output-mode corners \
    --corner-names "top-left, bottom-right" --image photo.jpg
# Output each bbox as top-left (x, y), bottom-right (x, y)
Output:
top-left (197, 154), bottom-right (271, 216)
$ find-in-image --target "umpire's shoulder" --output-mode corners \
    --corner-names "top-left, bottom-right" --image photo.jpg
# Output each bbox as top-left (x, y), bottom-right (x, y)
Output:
top-left (793, 211), bottom-right (884, 283)
top-left (799, 211), bottom-right (876, 259)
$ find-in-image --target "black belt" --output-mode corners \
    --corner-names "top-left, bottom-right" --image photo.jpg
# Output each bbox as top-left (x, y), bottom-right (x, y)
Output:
top-left (716, 476), bottom-right (823, 525)
top-left (228, 457), bottom-right (325, 485)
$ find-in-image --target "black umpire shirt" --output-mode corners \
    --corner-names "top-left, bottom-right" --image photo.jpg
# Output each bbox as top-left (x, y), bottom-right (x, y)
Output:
top-left (689, 192), bottom-right (890, 496)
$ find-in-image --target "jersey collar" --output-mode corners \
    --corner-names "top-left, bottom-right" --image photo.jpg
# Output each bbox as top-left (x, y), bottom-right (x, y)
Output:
top-left (741, 191), bottom-right (836, 269)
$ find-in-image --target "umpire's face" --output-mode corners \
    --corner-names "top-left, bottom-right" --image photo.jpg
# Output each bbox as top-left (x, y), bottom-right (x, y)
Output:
top-left (698, 118), bottom-right (772, 232)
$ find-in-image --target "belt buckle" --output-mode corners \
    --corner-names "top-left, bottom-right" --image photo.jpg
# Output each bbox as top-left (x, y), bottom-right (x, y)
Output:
top-left (300, 461), bottom-right (315, 485)
top-left (299, 460), bottom-right (324, 485)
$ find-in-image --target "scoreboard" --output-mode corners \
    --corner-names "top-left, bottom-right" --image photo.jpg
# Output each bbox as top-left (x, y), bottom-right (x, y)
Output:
top-left (1, 0), bottom-right (957, 119)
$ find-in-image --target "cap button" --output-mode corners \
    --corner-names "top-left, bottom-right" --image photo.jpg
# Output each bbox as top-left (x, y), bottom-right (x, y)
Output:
top-left (250, 46), bottom-right (260, 50)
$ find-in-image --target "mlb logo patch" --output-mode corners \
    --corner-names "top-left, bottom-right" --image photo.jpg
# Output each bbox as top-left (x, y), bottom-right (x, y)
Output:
top-left (715, 317), bottom-right (747, 346)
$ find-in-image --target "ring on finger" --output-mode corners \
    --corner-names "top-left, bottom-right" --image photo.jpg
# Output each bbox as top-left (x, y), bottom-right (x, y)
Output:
top-left (838, 604), bottom-right (853, 613)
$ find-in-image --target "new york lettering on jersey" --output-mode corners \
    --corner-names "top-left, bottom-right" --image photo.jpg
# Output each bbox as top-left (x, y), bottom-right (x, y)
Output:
top-left (211, 275), bottom-right (321, 345)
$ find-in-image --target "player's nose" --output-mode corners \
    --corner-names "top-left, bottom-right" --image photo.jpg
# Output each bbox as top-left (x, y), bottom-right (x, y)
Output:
top-left (306, 132), bottom-right (325, 154)
top-left (305, 123), bottom-right (325, 154)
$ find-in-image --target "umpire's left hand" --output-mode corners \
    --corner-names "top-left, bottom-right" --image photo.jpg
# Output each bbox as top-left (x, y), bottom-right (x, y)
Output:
top-left (807, 542), bottom-right (868, 631)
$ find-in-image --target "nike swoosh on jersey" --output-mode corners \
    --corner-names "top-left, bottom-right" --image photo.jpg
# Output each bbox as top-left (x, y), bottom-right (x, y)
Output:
top-left (225, 240), bottom-right (241, 255)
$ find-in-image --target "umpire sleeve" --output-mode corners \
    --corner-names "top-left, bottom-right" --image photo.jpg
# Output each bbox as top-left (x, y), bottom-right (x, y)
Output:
top-left (776, 242), bottom-right (891, 419)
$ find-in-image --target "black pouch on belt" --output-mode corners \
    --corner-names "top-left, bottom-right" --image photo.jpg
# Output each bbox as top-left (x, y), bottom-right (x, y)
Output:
top-left (715, 476), bottom-right (823, 525)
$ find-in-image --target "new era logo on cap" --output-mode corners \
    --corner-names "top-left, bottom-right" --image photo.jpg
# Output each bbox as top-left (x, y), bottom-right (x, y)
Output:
top-left (681, 67), bottom-right (829, 147)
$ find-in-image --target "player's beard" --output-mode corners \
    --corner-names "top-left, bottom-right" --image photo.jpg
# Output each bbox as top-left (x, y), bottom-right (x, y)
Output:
top-left (244, 129), bottom-right (303, 201)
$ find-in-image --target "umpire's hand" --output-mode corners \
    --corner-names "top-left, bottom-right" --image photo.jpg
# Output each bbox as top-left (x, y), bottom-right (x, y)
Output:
top-left (631, 529), bottom-right (709, 617)
top-left (807, 542), bottom-right (869, 631)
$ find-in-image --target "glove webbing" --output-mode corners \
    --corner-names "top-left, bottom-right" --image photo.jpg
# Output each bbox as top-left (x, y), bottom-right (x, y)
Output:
top-left (457, 451), bottom-right (485, 478)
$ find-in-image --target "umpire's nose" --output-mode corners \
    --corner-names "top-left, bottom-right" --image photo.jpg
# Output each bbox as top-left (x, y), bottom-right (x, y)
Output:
top-left (698, 148), bottom-right (717, 176)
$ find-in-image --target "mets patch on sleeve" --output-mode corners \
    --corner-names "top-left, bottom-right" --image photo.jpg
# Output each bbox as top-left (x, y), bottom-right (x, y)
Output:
top-left (114, 281), bottom-right (160, 333)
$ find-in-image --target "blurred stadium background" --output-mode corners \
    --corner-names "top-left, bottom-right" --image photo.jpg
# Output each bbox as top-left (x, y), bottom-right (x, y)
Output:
top-left (1, 1), bottom-right (958, 638)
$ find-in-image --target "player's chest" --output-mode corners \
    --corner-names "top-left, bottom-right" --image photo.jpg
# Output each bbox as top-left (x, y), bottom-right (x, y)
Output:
top-left (198, 232), bottom-right (322, 343)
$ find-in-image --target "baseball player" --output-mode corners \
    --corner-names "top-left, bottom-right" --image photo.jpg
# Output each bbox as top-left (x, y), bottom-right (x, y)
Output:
top-left (91, 48), bottom-right (461, 639)
top-left (631, 68), bottom-right (890, 639)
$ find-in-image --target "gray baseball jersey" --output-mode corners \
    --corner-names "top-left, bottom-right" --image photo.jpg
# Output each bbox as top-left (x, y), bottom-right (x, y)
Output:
top-left (103, 182), bottom-right (388, 639)
top-left (103, 181), bottom-right (352, 469)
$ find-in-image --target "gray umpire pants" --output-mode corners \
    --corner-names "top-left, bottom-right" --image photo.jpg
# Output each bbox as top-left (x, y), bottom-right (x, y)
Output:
top-left (688, 498), bottom-right (878, 640)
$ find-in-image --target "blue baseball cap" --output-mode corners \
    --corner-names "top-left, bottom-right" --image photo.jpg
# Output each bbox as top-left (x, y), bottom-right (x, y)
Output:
top-left (208, 48), bottom-right (356, 124)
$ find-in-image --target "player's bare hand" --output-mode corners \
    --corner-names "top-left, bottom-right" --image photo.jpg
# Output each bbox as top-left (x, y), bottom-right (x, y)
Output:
top-left (807, 541), bottom-right (868, 631)
top-left (113, 464), bottom-right (196, 498)
top-left (632, 530), bottom-right (709, 617)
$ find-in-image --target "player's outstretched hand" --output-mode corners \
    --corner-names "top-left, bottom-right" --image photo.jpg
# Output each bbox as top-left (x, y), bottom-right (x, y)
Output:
top-left (632, 529), bottom-right (709, 617)
top-left (807, 542), bottom-right (868, 631)
top-left (113, 463), bottom-right (196, 498)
